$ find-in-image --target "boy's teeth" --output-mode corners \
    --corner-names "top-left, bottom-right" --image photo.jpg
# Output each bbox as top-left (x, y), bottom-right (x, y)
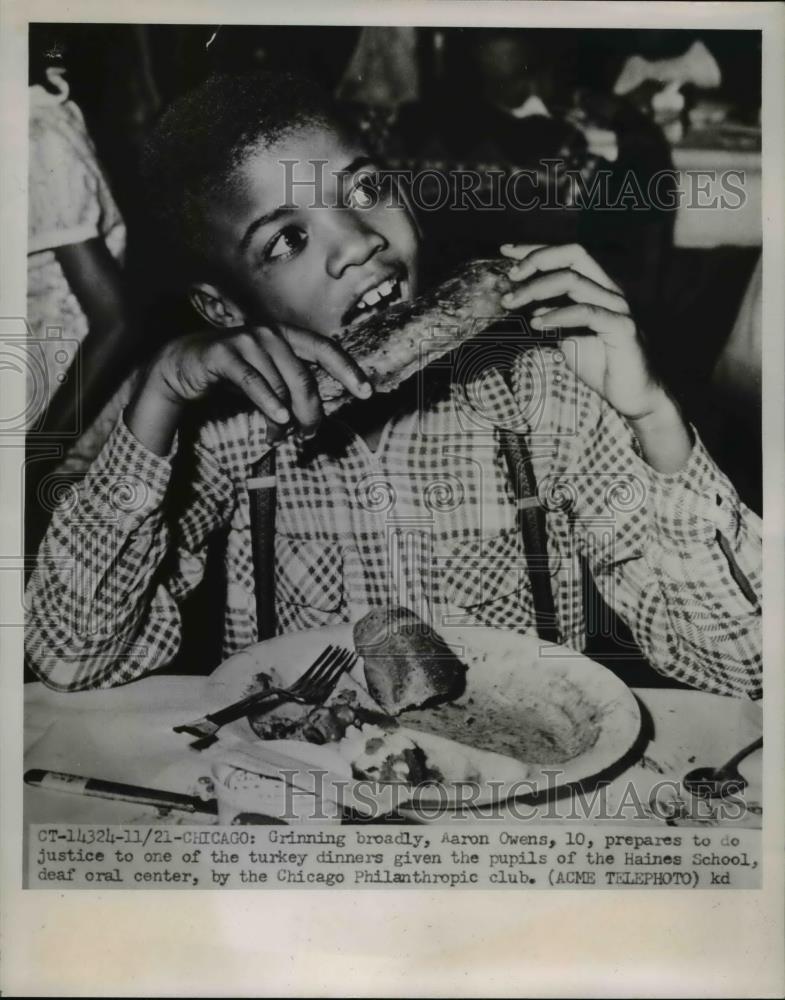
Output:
top-left (349, 275), bottom-right (403, 323)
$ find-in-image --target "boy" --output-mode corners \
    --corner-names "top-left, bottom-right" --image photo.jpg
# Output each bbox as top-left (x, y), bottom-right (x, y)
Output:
top-left (25, 71), bottom-right (761, 697)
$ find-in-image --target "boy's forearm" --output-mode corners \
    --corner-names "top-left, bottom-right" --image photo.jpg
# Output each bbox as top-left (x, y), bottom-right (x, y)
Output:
top-left (626, 392), bottom-right (693, 473)
top-left (25, 410), bottom-right (182, 689)
top-left (125, 366), bottom-right (185, 456)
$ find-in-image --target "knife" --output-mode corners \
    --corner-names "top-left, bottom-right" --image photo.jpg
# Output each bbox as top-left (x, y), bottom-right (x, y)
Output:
top-left (24, 768), bottom-right (218, 815)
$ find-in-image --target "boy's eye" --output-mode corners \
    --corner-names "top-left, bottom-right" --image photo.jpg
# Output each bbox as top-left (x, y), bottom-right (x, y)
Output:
top-left (264, 225), bottom-right (306, 261)
top-left (350, 171), bottom-right (382, 209)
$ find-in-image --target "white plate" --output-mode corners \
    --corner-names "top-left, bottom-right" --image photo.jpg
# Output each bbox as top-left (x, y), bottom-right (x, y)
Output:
top-left (209, 624), bottom-right (641, 809)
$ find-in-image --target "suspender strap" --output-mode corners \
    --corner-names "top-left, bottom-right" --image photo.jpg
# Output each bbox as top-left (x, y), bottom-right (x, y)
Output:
top-left (498, 427), bottom-right (560, 644)
top-left (247, 449), bottom-right (277, 641)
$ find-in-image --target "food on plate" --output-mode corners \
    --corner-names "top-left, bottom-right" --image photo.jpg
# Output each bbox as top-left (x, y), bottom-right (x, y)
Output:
top-left (301, 695), bottom-right (360, 744)
top-left (237, 616), bottom-right (604, 800)
top-left (241, 620), bottom-right (599, 794)
top-left (354, 606), bottom-right (468, 715)
top-left (398, 644), bottom-right (601, 764)
top-left (246, 607), bottom-right (469, 740)
top-left (214, 625), bottom-right (638, 805)
top-left (341, 723), bottom-right (531, 791)
top-left (346, 725), bottom-right (445, 785)
top-left (246, 674), bottom-right (370, 742)
top-left (315, 258), bottom-right (512, 414)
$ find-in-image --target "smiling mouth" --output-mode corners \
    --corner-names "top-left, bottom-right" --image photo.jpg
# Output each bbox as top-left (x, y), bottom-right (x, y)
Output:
top-left (342, 269), bottom-right (409, 328)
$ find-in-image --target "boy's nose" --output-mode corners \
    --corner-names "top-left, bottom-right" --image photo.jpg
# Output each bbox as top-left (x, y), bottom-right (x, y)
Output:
top-left (324, 212), bottom-right (387, 278)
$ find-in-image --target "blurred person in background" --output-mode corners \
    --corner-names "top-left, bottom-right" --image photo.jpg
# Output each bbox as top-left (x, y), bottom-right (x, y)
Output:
top-left (26, 27), bottom-right (135, 555)
top-left (395, 29), bottom-right (675, 317)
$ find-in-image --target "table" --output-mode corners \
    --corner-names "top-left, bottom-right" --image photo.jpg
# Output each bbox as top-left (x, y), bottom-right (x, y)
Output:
top-left (671, 144), bottom-right (761, 248)
top-left (24, 676), bottom-right (762, 830)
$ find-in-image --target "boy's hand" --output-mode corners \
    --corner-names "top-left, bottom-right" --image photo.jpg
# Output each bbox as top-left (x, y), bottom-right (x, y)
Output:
top-left (499, 243), bottom-right (692, 473)
top-left (128, 324), bottom-right (371, 456)
top-left (500, 242), bottom-right (667, 421)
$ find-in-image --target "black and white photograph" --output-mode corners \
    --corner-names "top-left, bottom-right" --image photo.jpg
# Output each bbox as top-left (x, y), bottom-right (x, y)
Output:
top-left (2, 1), bottom-right (783, 996)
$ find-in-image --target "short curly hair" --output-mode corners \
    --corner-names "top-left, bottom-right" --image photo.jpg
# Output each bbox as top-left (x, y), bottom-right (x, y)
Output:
top-left (142, 70), bottom-right (345, 284)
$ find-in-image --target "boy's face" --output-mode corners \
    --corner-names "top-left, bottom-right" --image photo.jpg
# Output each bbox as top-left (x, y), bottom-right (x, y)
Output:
top-left (201, 126), bottom-right (420, 336)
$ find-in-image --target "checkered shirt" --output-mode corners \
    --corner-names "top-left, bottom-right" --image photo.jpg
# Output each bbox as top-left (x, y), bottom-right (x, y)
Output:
top-left (26, 343), bottom-right (762, 697)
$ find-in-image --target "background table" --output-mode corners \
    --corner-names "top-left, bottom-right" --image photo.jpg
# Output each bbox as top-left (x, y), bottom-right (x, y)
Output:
top-left (672, 143), bottom-right (761, 248)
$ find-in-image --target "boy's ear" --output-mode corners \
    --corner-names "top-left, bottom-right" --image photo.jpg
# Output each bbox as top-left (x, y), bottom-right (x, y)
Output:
top-left (189, 283), bottom-right (245, 329)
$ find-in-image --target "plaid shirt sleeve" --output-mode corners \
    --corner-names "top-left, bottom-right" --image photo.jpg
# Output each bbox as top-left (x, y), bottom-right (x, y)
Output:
top-left (25, 413), bottom-right (235, 690)
top-left (557, 379), bottom-right (762, 698)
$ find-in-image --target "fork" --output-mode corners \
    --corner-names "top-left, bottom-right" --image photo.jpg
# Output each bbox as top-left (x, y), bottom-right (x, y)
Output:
top-left (173, 644), bottom-right (358, 743)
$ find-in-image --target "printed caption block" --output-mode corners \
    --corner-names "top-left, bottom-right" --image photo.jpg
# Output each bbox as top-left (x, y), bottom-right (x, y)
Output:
top-left (29, 825), bottom-right (761, 890)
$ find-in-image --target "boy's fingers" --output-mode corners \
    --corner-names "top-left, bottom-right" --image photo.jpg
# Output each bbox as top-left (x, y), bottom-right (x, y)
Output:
top-left (264, 419), bottom-right (289, 445)
top-left (508, 243), bottom-right (623, 294)
top-left (502, 269), bottom-right (630, 313)
top-left (233, 333), bottom-right (292, 406)
top-left (499, 243), bottom-right (546, 261)
top-left (285, 328), bottom-right (373, 400)
top-left (259, 333), bottom-right (324, 436)
top-left (529, 303), bottom-right (635, 339)
top-left (217, 350), bottom-right (291, 424)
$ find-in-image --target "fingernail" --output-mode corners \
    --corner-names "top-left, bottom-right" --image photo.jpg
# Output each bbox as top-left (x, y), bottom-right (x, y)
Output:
top-left (501, 294), bottom-right (514, 307)
top-left (531, 316), bottom-right (543, 327)
top-left (273, 406), bottom-right (290, 423)
top-left (357, 380), bottom-right (373, 398)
